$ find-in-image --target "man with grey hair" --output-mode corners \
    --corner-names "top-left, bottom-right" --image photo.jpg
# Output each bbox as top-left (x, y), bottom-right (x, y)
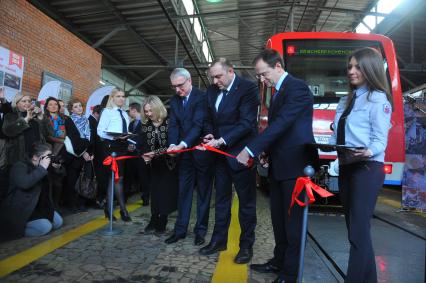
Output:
top-left (165, 68), bottom-right (214, 246)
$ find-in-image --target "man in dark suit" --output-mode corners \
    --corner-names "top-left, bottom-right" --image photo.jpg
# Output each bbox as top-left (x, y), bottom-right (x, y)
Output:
top-left (198, 58), bottom-right (259, 264)
top-left (165, 68), bottom-right (213, 246)
top-left (88, 105), bottom-right (109, 206)
top-left (236, 49), bottom-right (318, 283)
top-left (126, 102), bottom-right (150, 205)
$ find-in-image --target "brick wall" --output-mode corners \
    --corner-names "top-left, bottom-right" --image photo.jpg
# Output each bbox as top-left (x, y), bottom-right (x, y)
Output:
top-left (0, 0), bottom-right (102, 103)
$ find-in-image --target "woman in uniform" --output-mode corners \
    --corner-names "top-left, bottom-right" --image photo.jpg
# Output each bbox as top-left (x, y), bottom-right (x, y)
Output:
top-left (140, 96), bottom-right (178, 234)
top-left (329, 47), bottom-right (393, 283)
top-left (97, 88), bottom-right (131, 222)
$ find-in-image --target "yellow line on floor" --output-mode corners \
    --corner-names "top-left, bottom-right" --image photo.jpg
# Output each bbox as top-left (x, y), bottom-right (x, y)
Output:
top-left (377, 196), bottom-right (403, 209)
top-left (212, 195), bottom-right (248, 283)
top-left (377, 196), bottom-right (425, 218)
top-left (0, 202), bottom-right (141, 278)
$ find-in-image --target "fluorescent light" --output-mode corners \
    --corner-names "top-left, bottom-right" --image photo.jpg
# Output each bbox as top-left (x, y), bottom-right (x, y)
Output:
top-left (99, 80), bottom-right (106, 85)
top-left (335, 91), bottom-right (348, 95)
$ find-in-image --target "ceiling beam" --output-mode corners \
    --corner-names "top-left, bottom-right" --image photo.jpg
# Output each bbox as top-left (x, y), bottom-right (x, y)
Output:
top-left (99, 0), bottom-right (170, 66)
top-left (173, 4), bottom-right (388, 20)
top-left (127, 70), bottom-right (162, 93)
top-left (27, 0), bottom-right (156, 93)
top-left (92, 26), bottom-right (127, 48)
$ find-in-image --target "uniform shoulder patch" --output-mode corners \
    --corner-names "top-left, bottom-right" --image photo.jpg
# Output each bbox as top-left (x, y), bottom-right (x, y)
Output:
top-left (383, 103), bottom-right (391, 114)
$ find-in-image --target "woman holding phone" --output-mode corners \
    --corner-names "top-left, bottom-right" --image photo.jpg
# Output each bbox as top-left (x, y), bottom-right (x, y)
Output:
top-left (97, 88), bottom-right (131, 222)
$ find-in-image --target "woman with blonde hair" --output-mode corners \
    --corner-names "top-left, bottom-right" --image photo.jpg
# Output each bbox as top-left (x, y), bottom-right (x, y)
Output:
top-left (97, 88), bottom-right (131, 221)
top-left (140, 95), bottom-right (178, 234)
top-left (2, 93), bottom-right (45, 166)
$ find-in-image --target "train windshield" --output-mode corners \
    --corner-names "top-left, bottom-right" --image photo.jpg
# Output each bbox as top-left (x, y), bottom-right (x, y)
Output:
top-left (283, 39), bottom-right (383, 103)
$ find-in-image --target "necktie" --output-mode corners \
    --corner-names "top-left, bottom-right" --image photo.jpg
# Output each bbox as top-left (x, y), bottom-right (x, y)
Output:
top-left (336, 94), bottom-right (357, 145)
top-left (271, 87), bottom-right (278, 103)
top-left (182, 96), bottom-right (188, 109)
top-left (118, 109), bottom-right (128, 134)
top-left (218, 90), bottom-right (228, 112)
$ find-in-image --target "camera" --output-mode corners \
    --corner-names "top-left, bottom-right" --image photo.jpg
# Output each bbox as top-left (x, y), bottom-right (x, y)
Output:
top-left (43, 154), bottom-right (62, 164)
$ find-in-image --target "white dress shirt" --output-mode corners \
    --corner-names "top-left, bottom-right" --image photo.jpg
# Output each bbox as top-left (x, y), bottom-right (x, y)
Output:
top-left (97, 107), bottom-right (130, 140)
top-left (215, 74), bottom-right (236, 111)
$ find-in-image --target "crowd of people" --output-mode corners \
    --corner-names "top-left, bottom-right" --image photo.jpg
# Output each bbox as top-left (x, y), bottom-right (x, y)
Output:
top-left (0, 47), bottom-right (392, 283)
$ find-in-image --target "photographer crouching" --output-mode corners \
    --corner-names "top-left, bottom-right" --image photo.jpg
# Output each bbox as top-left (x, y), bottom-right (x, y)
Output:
top-left (0, 142), bottom-right (63, 242)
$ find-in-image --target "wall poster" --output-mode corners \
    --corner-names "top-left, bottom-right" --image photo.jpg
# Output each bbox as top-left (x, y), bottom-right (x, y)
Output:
top-left (0, 45), bottom-right (25, 101)
top-left (42, 71), bottom-right (73, 105)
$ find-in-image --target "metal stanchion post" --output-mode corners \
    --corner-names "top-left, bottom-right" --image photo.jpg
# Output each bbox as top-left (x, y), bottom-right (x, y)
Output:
top-left (297, 165), bottom-right (315, 283)
top-left (100, 152), bottom-right (122, 236)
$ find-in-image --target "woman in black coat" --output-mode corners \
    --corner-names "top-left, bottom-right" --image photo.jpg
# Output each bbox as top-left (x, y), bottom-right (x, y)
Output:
top-left (0, 142), bottom-right (63, 241)
top-left (141, 96), bottom-right (178, 234)
top-left (2, 93), bottom-right (45, 166)
top-left (63, 99), bottom-right (94, 212)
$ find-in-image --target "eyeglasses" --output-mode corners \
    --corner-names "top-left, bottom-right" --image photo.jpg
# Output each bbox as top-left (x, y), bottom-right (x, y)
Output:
top-left (170, 79), bottom-right (188, 89)
top-left (255, 71), bottom-right (270, 80)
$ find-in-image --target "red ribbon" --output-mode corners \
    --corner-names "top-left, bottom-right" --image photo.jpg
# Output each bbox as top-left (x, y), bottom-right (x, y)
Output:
top-left (103, 155), bottom-right (140, 182)
top-left (289, 177), bottom-right (334, 214)
top-left (202, 144), bottom-right (254, 167)
top-left (103, 144), bottom-right (254, 182)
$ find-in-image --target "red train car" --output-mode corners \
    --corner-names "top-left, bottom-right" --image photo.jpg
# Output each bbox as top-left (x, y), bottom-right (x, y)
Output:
top-left (259, 32), bottom-right (405, 191)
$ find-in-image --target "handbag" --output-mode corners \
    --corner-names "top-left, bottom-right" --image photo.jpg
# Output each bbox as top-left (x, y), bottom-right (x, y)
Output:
top-left (75, 160), bottom-right (97, 199)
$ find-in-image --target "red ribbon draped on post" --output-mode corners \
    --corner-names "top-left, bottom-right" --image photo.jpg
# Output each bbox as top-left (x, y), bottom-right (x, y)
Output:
top-left (289, 177), bottom-right (334, 214)
top-left (103, 155), bottom-right (140, 182)
top-left (103, 143), bottom-right (254, 182)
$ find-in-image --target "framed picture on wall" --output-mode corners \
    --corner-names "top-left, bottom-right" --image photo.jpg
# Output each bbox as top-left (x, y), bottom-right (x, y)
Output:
top-left (42, 71), bottom-right (73, 104)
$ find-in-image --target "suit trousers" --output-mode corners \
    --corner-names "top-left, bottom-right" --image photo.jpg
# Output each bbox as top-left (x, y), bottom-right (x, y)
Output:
top-left (211, 156), bottom-right (256, 248)
top-left (269, 178), bottom-right (304, 282)
top-left (339, 161), bottom-right (384, 283)
top-left (174, 154), bottom-right (213, 237)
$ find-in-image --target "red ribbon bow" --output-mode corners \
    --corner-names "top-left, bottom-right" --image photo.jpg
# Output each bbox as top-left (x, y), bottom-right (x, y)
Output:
top-left (103, 155), bottom-right (139, 182)
top-left (289, 177), bottom-right (334, 214)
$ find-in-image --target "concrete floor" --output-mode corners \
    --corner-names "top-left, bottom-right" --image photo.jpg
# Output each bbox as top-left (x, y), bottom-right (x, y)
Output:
top-left (0, 188), bottom-right (424, 283)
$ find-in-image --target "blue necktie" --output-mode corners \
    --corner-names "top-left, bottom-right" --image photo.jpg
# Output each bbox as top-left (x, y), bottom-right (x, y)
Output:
top-left (272, 87), bottom-right (278, 102)
top-left (118, 109), bottom-right (128, 134)
top-left (182, 96), bottom-right (188, 109)
top-left (218, 90), bottom-right (228, 112)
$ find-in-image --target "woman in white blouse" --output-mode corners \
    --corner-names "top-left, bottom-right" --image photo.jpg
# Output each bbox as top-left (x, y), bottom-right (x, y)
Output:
top-left (97, 88), bottom-right (131, 222)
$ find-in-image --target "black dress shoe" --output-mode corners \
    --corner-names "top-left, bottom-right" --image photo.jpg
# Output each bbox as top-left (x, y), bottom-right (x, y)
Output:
top-left (104, 207), bottom-right (116, 221)
top-left (165, 233), bottom-right (185, 244)
top-left (144, 221), bottom-right (156, 233)
top-left (199, 241), bottom-right (227, 255)
top-left (120, 210), bottom-right (132, 222)
top-left (141, 196), bottom-right (150, 206)
top-left (234, 247), bottom-right (253, 264)
top-left (250, 261), bottom-right (280, 273)
top-left (194, 235), bottom-right (205, 246)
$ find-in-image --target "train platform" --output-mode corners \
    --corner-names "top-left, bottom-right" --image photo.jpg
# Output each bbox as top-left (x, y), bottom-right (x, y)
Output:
top-left (0, 188), bottom-right (424, 283)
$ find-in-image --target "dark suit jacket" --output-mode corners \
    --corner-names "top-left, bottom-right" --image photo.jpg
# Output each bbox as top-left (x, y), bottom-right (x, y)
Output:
top-left (248, 74), bottom-right (318, 181)
top-left (206, 75), bottom-right (259, 171)
top-left (129, 119), bottom-right (142, 150)
top-left (88, 115), bottom-right (97, 143)
top-left (168, 87), bottom-right (209, 148)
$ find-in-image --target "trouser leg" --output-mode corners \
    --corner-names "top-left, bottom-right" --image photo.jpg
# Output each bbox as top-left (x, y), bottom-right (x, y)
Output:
top-left (340, 162), bottom-right (384, 283)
